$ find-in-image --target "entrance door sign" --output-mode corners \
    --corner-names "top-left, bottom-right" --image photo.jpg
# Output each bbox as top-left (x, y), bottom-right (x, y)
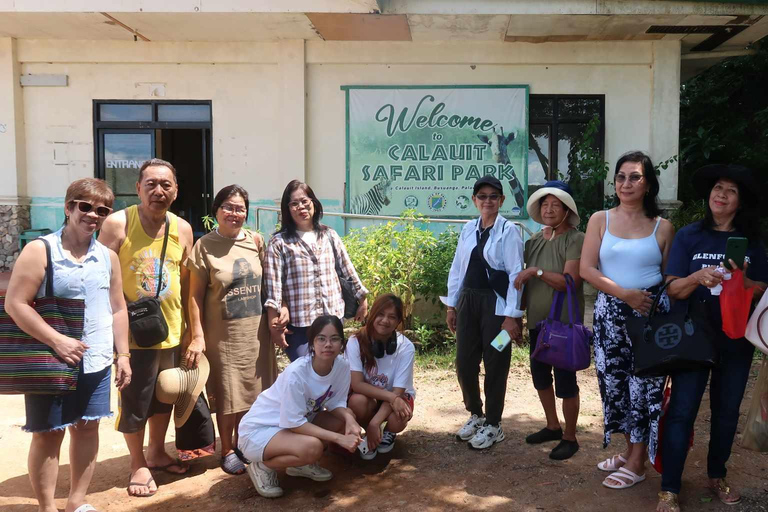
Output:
top-left (343, 85), bottom-right (529, 218)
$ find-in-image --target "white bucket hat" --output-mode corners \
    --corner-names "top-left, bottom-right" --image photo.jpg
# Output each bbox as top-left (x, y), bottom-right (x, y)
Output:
top-left (526, 180), bottom-right (580, 227)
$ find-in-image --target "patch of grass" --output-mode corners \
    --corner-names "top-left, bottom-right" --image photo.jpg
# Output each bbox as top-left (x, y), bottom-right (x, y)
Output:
top-left (414, 342), bottom-right (530, 372)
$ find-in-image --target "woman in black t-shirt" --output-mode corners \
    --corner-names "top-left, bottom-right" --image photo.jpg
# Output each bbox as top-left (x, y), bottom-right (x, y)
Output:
top-left (657, 165), bottom-right (768, 512)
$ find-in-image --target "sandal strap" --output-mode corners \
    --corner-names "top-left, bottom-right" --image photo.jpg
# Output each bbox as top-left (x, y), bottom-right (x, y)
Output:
top-left (658, 492), bottom-right (679, 508)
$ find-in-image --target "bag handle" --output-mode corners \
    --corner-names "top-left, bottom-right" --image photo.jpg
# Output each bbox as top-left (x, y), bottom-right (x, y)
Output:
top-left (756, 307), bottom-right (768, 352)
top-left (646, 278), bottom-right (677, 319)
top-left (327, 233), bottom-right (345, 279)
top-left (547, 288), bottom-right (566, 322)
top-left (39, 237), bottom-right (54, 298)
top-left (563, 273), bottom-right (579, 324)
top-left (154, 214), bottom-right (170, 300)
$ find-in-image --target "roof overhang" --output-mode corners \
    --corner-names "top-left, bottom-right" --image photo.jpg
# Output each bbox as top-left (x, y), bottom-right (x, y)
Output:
top-left (1, 1), bottom-right (767, 80)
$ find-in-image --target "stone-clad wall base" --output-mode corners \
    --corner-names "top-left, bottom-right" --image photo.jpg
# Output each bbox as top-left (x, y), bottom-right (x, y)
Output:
top-left (0, 205), bottom-right (30, 272)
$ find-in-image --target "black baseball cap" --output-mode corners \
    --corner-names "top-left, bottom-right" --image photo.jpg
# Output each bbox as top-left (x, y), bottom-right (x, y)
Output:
top-left (473, 176), bottom-right (504, 195)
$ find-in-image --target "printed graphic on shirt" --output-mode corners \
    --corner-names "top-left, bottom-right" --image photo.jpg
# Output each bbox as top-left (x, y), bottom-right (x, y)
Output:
top-left (368, 370), bottom-right (389, 389)
top-left (306, 385), bottom-right (334, 416)
top-left (223, 257), bottom-right (262, 319)
top-left (130, 249), bottom-right (174, 300)
top-left (693, 252), bottom-right (752, 268)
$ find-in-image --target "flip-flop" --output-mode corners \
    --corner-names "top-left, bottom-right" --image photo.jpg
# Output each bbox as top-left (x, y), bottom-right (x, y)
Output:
top-left (127, 476), bottom-right (157, 498)
top-left (602, 467), bottom-right (646, 489)
top-left (149, 459), bottom-right (190, 475)
top-left (221, 452), bottom-right (246, 475)
top-left (597, 454), bottom-right (627, 472)
top-left (708, 478), bottom-right (743, 505)
top-left (73, 505), bottom-right (98, 512)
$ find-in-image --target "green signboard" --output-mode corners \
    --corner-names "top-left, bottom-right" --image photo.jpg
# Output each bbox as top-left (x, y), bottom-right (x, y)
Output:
top-left (343, 85), bottom-right (529, 218)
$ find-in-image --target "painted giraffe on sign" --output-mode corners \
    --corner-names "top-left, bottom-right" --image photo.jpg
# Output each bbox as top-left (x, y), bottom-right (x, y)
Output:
top-left (478, 126), bottom-right (525, 208)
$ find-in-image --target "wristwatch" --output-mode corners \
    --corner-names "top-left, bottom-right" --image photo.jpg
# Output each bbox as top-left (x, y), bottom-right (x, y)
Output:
top-left (536, 269), bottom-right (544, 278)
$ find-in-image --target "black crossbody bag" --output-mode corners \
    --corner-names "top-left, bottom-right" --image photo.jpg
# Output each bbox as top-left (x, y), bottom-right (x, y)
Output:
top-left (328, 235), bottom-right (359, 319)
top-left (127, 215), bottom-right (170, 348)
top-left (477, 221), bottom-right (510, 299)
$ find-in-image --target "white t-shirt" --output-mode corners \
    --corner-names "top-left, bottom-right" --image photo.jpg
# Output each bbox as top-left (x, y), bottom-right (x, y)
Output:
top-left (239, 355), bottom-right (350, 434)
top-left (345, 333), bottom-right (416, 398)
top-left (297, 229), bottom-right (318, 247)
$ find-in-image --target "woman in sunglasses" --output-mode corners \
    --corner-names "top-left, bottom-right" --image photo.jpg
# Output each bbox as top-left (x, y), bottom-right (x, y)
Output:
top-left (580, 151), bottom-right (675, 490)
top-left (185, 184), bottom-right (278, 475)
top-left (263, 180), bottom-right (368, 361)
top-left (5, 178), bottom-right (131, 512)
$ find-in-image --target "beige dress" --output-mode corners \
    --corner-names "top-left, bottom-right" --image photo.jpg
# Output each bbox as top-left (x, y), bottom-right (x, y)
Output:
top-left (186, 229), bottom-right (277, 415)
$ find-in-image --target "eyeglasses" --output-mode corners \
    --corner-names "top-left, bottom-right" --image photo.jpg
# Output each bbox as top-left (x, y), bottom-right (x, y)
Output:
top-left (314, 335), bottom-right (343, 345)
top-left (289, 198), bottom-right (313, 210)
top-left (475, 194), bottom-right (501, 202)
top-left (72, 200), bottom-right (112, 217)
top-left (615, 174), bottom-right (644, 184)
top-left (220, 204), bottom-right (247, 215)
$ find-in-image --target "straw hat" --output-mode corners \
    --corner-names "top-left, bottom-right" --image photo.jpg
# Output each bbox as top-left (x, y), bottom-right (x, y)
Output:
top-left (526, 180), bottom-right (580, 227)
top-left (155, 354), bottom-right (210, 428)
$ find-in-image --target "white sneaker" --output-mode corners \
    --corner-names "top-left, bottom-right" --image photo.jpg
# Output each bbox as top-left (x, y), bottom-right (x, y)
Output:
top-left (246, 462), bottom-right (284, 498)
top-left (286, 463), bottom-right (333, 482)
top-left (456, 414), bottom-right (486, 441)
top-left (358, 436), bottom-right (377, 460)
top-left (377, 431), bottom-right (397, 454)
top-left (468, 424), bottom-right (505, 450)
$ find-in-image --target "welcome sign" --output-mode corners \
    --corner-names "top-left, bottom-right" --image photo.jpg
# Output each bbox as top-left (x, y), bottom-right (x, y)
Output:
top-left (344, 85), bottom-right (529, 218)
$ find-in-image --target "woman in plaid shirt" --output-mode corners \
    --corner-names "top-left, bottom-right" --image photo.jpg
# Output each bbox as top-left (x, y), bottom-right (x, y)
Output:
top-left (264, 180), bottom-right (368, 361)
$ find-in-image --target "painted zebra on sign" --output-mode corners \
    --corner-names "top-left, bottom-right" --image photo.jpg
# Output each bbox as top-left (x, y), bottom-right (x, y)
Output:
top-left (350, 179), bottom-right (392, 215)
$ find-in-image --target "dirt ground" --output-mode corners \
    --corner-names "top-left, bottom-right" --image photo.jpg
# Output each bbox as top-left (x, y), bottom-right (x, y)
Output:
top-left (1, 357), bottom-right (767, 512)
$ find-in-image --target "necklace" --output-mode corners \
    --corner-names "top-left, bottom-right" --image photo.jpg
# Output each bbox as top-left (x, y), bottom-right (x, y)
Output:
top-left (216, 227), bottom-right (245, 240)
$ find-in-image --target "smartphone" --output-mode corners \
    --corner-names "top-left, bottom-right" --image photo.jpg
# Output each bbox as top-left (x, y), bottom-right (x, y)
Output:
top-left (490, 330), bottom-right (511, 352)
top-left (724, 237), bottom-right (748, 270)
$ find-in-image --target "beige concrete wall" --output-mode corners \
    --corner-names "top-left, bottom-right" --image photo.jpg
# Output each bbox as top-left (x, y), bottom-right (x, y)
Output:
top-left (9, 38), bottom-right (681, 224)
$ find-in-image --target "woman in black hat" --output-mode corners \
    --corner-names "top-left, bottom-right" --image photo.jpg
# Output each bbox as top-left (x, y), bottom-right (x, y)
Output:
top-left (445, 175), bottom-right (525, 451)
top-left (656, 164), bottom-right (768, 512)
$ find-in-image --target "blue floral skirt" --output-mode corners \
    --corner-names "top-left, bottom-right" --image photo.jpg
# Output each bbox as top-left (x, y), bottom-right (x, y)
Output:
top-left (593, 286), bottom-right (667, 462)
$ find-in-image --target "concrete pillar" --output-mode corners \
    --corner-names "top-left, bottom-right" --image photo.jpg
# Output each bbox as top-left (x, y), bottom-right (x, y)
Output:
top-left (0, 38), bottom-right (30, 271)
top-left (277, 40), bottom-right (306, 182)
top-left (650, 40), bottom-right (681, 203)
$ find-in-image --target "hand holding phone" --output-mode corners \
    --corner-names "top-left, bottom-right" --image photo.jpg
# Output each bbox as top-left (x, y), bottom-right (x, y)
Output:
top-left (490, 330), bottom-right (511, 352)
top-left (724, 237), bottom-right (748, 271)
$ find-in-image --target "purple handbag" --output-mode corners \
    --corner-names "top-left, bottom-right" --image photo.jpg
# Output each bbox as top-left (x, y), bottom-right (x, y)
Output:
top-left (531, 274), bottom-right (593, 372)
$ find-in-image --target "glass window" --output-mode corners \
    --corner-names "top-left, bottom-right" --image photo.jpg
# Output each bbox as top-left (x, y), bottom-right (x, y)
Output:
top-left (104, 133), bottom-right (152, 209)
top-left (528, 124), bottom-right (551, 192)
top-left (157, 104), bottom-right (211, 123)
top-left (99, 104), bottom-right (152, 122)
top-left (530, 97), bottom-right (554, 118)
top-left (557, 98), bottom-right (601, 118)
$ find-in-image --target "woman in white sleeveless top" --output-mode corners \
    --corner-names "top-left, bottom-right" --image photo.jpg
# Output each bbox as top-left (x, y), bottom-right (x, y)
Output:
top-left (580, 151), bottom-right (675, 490)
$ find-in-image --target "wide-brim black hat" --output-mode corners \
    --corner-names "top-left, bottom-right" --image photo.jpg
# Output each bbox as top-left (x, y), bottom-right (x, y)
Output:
top-left (693, 164), bottom-right (759, 204)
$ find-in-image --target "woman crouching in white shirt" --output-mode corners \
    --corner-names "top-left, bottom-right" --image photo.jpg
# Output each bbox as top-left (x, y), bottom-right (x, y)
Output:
top-left (238, 315), bottom-right (362, 498)
top-left (347, 294), bottom-right (416, 460)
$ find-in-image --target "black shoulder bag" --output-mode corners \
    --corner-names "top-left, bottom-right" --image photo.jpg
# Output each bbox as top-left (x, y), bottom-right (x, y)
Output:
top-left (478, 221), bottom-right (510, 299)
top-left (626, 279), bottom-right (717, 377)
top-left (328, 234), bottom-right (359, 319)
top-left (127, 215), bottom-right (171, 348)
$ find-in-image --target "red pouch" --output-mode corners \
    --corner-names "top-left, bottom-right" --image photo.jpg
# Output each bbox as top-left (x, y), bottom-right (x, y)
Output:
top-left (720, 269), bottom-right (754, 339)
top-left (653, 381), bottom-right (694, 474)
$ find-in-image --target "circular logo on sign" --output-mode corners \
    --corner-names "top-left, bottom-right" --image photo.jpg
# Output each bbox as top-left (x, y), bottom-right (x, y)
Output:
top-left (654, 323), bottom-right (682, 350)
top-left (456, 195), bottom-right (470, 210)
top-left (404, 195), bottom-right (419, 208)
top-left (511, 206), bottom-right (521, 216)
top-left (427, 193), bottom-right (447, 212)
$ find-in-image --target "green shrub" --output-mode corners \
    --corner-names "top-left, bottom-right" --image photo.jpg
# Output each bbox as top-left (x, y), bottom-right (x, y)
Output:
top-left (343, 210), bottom-right (457, 328)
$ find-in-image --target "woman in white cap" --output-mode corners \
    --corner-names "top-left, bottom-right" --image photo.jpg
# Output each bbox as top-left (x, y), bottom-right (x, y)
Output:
top-left (581, 151), bottom-right (675, 490)
top-left (445, 175), bottom-right (524, 451)
top-left (656, 164), bottom-right (768, 512)
top-left (513, 180), bottom-right (584, 461)
top-left (237, 315), bottom-right (362, 499)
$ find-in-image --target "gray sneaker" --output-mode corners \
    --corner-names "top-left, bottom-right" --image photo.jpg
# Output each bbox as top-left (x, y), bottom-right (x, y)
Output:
top-left (468, 424), bottom-right (505, 450)
top-left (246, 462), bottom-right (284, 498)
top-left (456, 414), bottom-right (486, 441)
top-left (286, 463), bottom-right (333, 482)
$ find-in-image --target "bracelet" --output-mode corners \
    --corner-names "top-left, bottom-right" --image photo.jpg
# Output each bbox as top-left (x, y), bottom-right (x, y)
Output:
top-left (115, 353), bottom-right (131, 359)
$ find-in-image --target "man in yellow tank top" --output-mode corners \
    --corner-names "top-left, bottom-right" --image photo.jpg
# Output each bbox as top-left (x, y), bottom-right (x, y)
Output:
top-left (99, 158), bottom-right (194, 498)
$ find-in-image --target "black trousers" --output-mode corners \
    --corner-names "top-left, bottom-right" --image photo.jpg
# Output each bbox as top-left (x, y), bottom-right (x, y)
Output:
top-left (455, 288), bottom-right (511, 426)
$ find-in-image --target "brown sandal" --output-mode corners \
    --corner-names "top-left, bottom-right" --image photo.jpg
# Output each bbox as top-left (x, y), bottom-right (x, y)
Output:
top-left (708, 478), bottom-right (742, 505)
top-left (657, 491), bottom-right (680, 512)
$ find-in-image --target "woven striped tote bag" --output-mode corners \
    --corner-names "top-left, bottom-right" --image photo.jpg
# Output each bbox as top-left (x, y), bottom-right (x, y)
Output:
top-left (0, 238), bottom-right (84, 394)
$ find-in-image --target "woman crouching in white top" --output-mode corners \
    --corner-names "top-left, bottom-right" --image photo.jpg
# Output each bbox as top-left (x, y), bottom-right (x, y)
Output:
top-left (346, 294), bottom-right (416, 460)
top-left (238, 315), bottom-right (362, 498)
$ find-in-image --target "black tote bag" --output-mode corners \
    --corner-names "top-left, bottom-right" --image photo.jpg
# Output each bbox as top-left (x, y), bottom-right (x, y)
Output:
top-left (626, 279), bottom-right (717, 378)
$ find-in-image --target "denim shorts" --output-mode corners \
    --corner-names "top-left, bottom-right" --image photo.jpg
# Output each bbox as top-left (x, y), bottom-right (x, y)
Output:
top-left (23, 364), bottom-right (112, 433)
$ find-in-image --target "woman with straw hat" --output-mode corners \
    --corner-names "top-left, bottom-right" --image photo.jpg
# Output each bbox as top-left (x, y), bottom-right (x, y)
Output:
top-left (514, 180), bottom-right (584, 461)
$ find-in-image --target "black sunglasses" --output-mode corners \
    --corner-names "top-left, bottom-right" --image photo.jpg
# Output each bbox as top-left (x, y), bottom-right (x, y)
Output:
top-left (72, 200), bottom-right (112, 217)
